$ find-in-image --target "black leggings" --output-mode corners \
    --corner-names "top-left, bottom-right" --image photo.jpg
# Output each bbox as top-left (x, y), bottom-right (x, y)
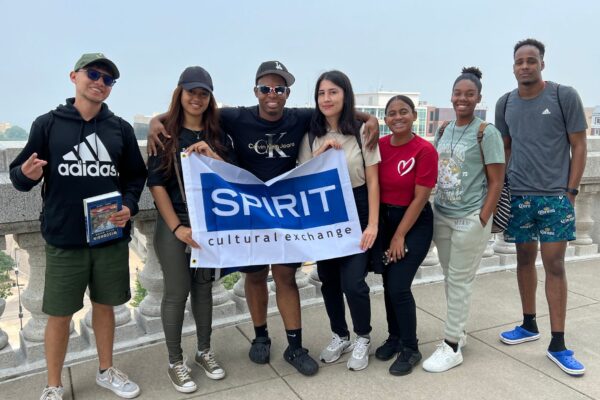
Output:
top-left (318, 185), bottom-right (372, 337)
top-left (381, 202), bottom-right (433, 350)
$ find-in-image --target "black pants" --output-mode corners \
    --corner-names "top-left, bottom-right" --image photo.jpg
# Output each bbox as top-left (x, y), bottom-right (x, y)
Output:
top-left (381, 202), bottom-right (433, 350)
top-left (154, 213), bottom-right (213, 364)
top-left (318, 185), bottom-right (371, 337)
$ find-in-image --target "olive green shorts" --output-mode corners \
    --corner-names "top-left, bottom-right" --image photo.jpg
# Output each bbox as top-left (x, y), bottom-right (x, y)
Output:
top-left (43, 240), bottom-right (131, 316)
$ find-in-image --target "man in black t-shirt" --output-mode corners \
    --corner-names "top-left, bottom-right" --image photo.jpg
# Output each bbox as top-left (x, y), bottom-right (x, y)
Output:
top-left (149, 61), bottom-right (379, 376)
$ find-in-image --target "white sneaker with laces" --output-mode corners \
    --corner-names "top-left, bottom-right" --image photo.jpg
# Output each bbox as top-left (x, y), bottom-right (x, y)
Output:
top-left (40, 386), bottom-right (64, 400)
top-left (347, 336), bottom-right (371, 371)
top-left (320, 333), bottom-right (353, 363)
top-left (423, 341), bottom-right (463, 373)
top-left (96, 366), bottom-right (141, 398)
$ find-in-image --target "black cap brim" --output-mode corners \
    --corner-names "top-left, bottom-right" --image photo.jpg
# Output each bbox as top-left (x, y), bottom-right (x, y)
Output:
top-left (256, 70), bottom-right (295, 87)
top-left (181, 82), bottom-right (213, 94)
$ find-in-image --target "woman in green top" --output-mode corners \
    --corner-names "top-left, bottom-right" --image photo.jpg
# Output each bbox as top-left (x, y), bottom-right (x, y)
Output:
top-left (423, 67), bottom-right (505, 373)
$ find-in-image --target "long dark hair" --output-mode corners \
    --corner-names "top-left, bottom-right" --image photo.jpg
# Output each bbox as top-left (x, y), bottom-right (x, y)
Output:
top-left (158, 86), bottom-right (226, 176)
top-left (310, 70), bottom-right (360, 137)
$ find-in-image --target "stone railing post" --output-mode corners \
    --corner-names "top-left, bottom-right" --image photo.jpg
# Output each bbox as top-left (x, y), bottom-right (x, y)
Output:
top-left (211, 280), bottom-right (236, 320)
top-left (307, 262), bottom-right (322, 293)
top-left (571, 185), bottom-right (599, 256)
top-left (232, 272), bottom-right (248, 312)
top-left (12, 232), bottom-right (85, 361)
top-left (81, 303), bottom-right (139, 349)
top-left (0, 298), bottom-right (8, 351)
top-left (0, 234), bottom-right (10, 355)
top-left (417, 243), bottom-right (442, 280)
top-left (133, 220), bottom-right (165, 334)
top-left (493, 235), bottom-right (518, 266)
top-left (294, 267), bottom-right (316, 301)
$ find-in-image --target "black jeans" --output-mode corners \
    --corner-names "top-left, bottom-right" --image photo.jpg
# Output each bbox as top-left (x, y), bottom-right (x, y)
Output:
top-left (318, 185), bottom-right (371, 337)
top-left (381, 202), bottom-right (433, 350)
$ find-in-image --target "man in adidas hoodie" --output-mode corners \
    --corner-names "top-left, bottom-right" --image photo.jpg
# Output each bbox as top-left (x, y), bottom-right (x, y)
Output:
top-left (10, 53), bottom-right (146, 400)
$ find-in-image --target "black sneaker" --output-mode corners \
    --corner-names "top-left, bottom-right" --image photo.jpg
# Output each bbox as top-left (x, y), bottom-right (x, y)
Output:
top-left (249, 337), bottom-right (271, 364)
top-left (375, 337), bottom-right (401, 361)
top-left (284, 346), bottom-right (319, 376)
top-left (389, 347), bottom-right (422, 376)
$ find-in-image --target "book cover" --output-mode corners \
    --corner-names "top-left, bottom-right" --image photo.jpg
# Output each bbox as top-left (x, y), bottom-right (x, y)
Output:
top-left (83, 191), bottom-right (123, 246)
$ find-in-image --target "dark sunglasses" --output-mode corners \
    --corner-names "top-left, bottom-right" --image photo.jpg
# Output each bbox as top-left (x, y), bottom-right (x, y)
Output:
top-left (80, 68), bottom-right (116, 87)
top-left (256, 85), bottom-right (287, 95)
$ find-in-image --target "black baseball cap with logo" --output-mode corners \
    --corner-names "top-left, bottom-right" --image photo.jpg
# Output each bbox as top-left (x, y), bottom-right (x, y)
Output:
top-left (255, 61), bottom-right (295, 87)
top-left (178, 66), bottom-right (213, 93)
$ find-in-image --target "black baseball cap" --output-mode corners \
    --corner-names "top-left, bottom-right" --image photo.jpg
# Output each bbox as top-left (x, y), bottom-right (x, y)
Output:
top-left (178, 66), bottom-right (213, 93)
top-left (255, 60), bottom-right (295, 87)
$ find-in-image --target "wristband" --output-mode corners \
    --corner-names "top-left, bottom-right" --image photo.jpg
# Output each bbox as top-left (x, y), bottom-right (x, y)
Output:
top-left (172, 223), bottom-right (184, 234)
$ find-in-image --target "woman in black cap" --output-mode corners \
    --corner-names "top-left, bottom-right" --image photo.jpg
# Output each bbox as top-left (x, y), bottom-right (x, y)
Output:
top-left (147, 66), bottom-right (235, 393)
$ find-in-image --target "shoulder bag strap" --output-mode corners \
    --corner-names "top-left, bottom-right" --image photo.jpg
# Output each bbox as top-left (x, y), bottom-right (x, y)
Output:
top-left (172, 150), bottom-right (189, 213)
top-left (438, 121), bottom-right (450, 138)
top-left (477, 122), bottom-right (490, 181)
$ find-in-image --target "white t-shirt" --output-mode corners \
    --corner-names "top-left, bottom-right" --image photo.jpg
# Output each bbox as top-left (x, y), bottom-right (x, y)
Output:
top-left (298, 124), bottom-right (381, 188)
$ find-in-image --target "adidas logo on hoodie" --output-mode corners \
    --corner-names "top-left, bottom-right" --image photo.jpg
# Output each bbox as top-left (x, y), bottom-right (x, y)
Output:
top-left (58, 133), bottom-right (117, 177)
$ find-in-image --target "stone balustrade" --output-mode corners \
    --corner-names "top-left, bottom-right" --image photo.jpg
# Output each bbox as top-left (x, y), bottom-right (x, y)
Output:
top-left (1, 138), bottom-right (599, 381)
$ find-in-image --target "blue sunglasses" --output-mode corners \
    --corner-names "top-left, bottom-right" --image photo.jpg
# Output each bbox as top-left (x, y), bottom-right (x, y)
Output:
top-left (80, 68), bottom-right (116, 87)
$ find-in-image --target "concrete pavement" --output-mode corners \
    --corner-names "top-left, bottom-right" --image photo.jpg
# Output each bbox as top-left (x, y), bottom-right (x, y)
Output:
top-left (1, 259), bottom-right (598, 400)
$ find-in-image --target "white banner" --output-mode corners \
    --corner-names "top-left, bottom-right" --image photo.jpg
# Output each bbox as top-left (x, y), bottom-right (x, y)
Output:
top-left (180, 150), bottom-right (363, 268)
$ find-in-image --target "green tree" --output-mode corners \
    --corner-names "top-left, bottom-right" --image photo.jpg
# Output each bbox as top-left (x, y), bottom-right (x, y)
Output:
top-left (0, 252), bottom-right (15, 299)
top-left (1, 125), bottom-right (28, 141)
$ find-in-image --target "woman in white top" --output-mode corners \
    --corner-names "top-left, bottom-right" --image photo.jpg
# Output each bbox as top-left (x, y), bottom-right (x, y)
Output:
top-left (298, 70), bottom-right (380, 371)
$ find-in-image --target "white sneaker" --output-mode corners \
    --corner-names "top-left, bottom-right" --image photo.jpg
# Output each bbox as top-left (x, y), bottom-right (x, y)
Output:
top-left (320, 333), bottom-right (353, 363)
top-left (423, 342), bottom-right (463, 373)
top-left (96, 366), bottom-right (141, 398)
top-left (40, 386), bottom-right (64, 400)
top-left (347, 336), bottom-right (371, 371)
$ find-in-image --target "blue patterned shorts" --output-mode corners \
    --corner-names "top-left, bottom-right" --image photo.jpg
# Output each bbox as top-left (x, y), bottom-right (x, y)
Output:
top-left (504, 195), bottom-right (575, 243)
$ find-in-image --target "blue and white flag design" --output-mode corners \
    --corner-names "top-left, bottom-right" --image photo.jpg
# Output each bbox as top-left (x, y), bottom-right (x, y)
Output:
top-left (181, 150), bottom-right (363, 268)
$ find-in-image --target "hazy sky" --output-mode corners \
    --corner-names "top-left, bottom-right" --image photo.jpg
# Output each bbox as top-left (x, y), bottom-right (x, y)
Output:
top-left (1, 0), bottom-right (598, 129)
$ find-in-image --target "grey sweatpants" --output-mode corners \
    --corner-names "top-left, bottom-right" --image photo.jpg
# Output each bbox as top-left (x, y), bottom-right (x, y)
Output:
top-left (154, 213), bottom-right (213, 364)
top-left (433, 210), bottom-right (492, 343)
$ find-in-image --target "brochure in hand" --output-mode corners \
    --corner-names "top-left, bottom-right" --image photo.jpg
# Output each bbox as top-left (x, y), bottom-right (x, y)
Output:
top-left (83, 191), bottom-right (123, 246)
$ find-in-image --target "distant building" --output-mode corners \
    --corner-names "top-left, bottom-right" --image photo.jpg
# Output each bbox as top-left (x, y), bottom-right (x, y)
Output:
top-left (585, 107), bottom-right (594, 135)
top-left (591, 106), bottom-right (600, 136)
top-left (355, 92), bottom-right (486, 138)
top-left (427, 107), bottom-right (487, 136)
top-left (0, 122), bottom-right (11, 133)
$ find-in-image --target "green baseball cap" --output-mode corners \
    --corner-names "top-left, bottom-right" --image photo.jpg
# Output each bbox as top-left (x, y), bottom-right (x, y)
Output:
top-left (74, 53), bottom-right (120, 79)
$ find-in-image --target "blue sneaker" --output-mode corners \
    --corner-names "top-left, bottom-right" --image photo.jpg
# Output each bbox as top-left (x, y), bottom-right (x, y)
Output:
top-left (499, 326), bottom-right (540, 345)
top-left (547, 349), bottom-right (585, 376)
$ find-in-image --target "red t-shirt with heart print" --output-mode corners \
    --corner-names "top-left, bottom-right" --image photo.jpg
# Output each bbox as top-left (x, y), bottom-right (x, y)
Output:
top-left (378, 134), bottom-right (438, 206)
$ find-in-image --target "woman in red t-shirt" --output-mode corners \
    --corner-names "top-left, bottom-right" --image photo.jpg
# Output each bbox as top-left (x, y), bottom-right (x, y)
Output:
top-left (375, 95), bottom-right (438, 376)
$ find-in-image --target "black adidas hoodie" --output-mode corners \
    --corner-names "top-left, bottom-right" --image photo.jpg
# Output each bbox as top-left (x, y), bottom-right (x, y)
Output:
top-left (9, 98), bottom-right (147, 248)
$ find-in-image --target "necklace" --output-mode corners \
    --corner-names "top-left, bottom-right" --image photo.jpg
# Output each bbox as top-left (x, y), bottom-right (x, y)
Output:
top-left (185, 127), bottom-right (203, 140)
top-left (450, 118), bottom-right (475, 158)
